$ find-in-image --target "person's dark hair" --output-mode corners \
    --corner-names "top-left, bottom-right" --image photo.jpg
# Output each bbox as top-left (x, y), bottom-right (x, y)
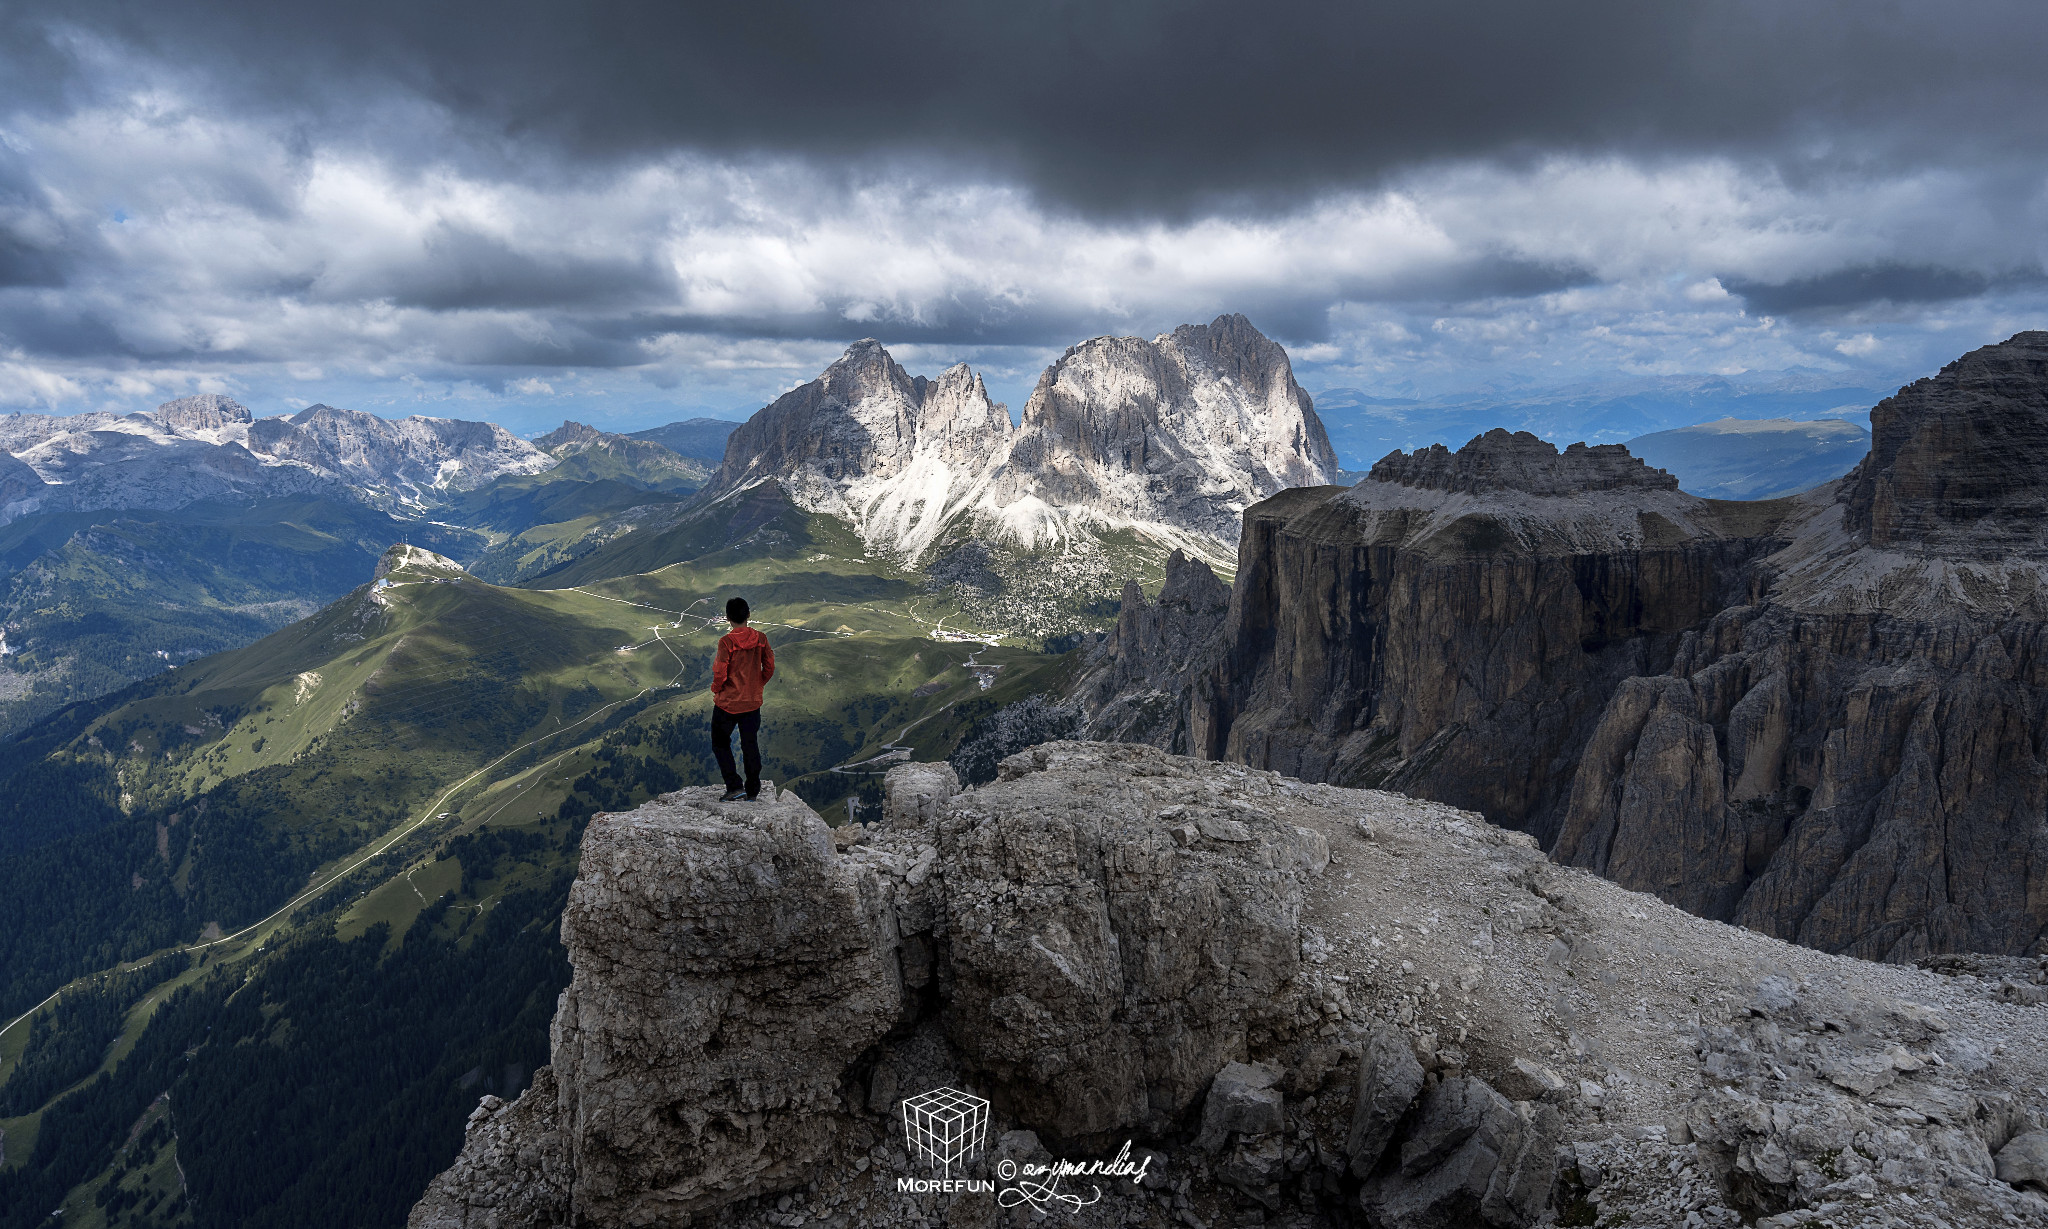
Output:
top-left (725, 597), bottom-right (750, 624)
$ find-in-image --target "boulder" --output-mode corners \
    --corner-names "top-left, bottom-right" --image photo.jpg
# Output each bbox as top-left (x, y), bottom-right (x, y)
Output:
top-left (1195, 1061), bottom-right (1285, 1152)
top-left (1362, 1076), bottom-right (1560, 1228)
top-left (1995, 1131), bottom-right (2048, 1191)
top-left (1346, 1024), bottom-right (1425, 1176)
top-left (937, 742), bottom-right (1321, 1144)
top-left (883, 761), bottom-right (959, 828)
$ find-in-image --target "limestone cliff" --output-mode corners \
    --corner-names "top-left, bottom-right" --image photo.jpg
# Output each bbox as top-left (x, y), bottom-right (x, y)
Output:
top-left (411, 746), bottom-right (2048, 1229)
top-left (1070, 547), bottom-right (1233, 751)
top-left (1193, 427), bottom-right (1785, 837)
top-left (1124, 333), bottom-right (2048, 962)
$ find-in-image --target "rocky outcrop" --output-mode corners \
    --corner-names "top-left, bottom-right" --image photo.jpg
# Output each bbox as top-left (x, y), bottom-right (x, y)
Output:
top-left (1367, 429), bottom-right (1677, 497)
top-left (549, 787), bottom-right (903, 1224)
top-left (696, 315), bottom-right (1337, 565)
top-left (1091, 334), bottom-right (2048, 962)
top-left (1070, 547), bottom-right (1232, 750)
top-left (1549, 333), bottom-right (2048, 960)
top-left (413, 745), bottom-right (2048, 1229)
top-left (935, 744), bottom-right (1326, 1145)
top-left (1843, 332), bottom-right (2048, 556)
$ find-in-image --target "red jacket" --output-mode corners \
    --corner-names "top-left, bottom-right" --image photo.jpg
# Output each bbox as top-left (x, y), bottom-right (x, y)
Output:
top-left (712, 625), bottom-right (775, 712)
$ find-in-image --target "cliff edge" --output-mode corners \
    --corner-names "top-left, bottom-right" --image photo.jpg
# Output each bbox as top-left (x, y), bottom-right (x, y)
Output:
top-left (411, 746), bottom-right (2048, 1228)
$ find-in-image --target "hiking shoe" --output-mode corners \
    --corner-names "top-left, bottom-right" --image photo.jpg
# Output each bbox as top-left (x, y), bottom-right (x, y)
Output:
top-left (744, 792), bottom-right (760, 802)
top-left (719, 789), bottom-right (747, 802)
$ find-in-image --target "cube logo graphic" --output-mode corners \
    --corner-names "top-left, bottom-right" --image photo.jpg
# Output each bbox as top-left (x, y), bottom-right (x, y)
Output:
top-left (900, 1086), bottom-right (989, 1177)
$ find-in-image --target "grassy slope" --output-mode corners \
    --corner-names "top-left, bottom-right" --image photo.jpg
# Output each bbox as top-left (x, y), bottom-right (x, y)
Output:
top-left (0, 498), bottom-right (486, 739)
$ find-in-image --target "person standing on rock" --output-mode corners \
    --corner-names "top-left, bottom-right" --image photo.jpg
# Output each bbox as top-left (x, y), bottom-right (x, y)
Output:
top-left (711, 597), bottom-right (775, 801)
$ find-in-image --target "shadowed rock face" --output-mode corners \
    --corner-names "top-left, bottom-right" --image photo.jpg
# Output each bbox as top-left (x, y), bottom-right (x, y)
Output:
top-left (1093, 333), bottom-right (2048, 960)
top-left (0, 450), bottom-right (46, 510)
top-left (1845, 331), bottom-right (2048, 555)
top-left (1071, 547), bottom-right (1233, 751)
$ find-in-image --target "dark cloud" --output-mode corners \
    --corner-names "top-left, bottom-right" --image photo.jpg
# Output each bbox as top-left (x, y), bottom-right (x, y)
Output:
top-left (0, 1), bottom-right (2042, 405)
top-left (6, 1), bottom-right (2047, 216)
top-left (0, 155), bottom-right (74, 290)
top-left (0, 301), bottom-right (134, 357)
top-left (364, 225), bottom-right (676, 312)
top-left (1727, 265), bottom-right (2048, 315)
top-left (0, 227), bottom-right (67, 289)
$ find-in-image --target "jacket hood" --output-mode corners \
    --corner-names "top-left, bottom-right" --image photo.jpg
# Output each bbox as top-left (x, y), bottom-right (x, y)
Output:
top-left (724, 625), bottom-right (769, 648)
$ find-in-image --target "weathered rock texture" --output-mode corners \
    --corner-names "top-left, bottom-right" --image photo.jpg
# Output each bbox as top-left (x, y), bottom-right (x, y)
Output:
top-left (696, 315), bottom-right (1337, 565)
top-left (1096, 334), bottom-right (2048, 961)
top-left (412, 744), bottom-right (2048, 1229)
top-left (1194, 427), bottom-right (1781, 839)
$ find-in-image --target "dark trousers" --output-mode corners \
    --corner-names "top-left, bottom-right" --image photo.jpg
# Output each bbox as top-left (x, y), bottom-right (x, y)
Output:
top-left (712, 706), bottom-right (762, 795)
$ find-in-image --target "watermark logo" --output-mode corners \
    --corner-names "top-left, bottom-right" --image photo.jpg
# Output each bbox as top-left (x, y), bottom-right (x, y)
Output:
top-left (901, 1086), bottom-right (989, 1178)
top-left (891, 1085), bottom-right (1155, 1212)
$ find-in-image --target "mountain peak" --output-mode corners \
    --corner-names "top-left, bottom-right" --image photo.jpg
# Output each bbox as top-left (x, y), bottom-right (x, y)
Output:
top-left (535, 421), bottom-right (605, 451)
top-left (152, 393), bottom-right (252, 432)
top-left (373, 543), bottom-right (467, 582)
top-left (830, 338), bottom-right (893, 371)
top-left (699, 315), bottom-right (1338, 562)
top-left (1367, 429), bottom-right (1679, 496)
top-left (997, 314), bottom-right (1337, 544)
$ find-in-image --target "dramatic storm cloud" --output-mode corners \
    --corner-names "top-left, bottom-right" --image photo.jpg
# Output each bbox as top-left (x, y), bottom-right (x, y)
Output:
top-left (1, 1), bottom-right (2045, 438)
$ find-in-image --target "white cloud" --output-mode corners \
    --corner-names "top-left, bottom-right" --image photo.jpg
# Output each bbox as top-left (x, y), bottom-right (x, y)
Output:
top-left (0, 358), bottom-right (85, 406)
top-left (1, 79), bottom-right (2042, 424)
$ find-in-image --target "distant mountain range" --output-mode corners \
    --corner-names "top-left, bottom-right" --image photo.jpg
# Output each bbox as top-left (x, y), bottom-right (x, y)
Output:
top-left (0, 408), bottom-right (708, 735)
top-left (1624, 417), bottom-right (1871, 500)
top-left (0, 329), bottom-right (1896, 735)
top-left (1312, 374), bottom-right (1882, 469)
top-left (623, 417), bottom-right (741, 462)
top-left (0, 395), bottom-right (551, 519)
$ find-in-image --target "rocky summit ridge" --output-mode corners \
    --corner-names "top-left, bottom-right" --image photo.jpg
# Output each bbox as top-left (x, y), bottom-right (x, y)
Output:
top-left (696, 314), bottom-right (1338, 564)
top-left (1082, 330), bottom-right (2048, 966)
top-left (410, 744), bottom-right (2048, 1229)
